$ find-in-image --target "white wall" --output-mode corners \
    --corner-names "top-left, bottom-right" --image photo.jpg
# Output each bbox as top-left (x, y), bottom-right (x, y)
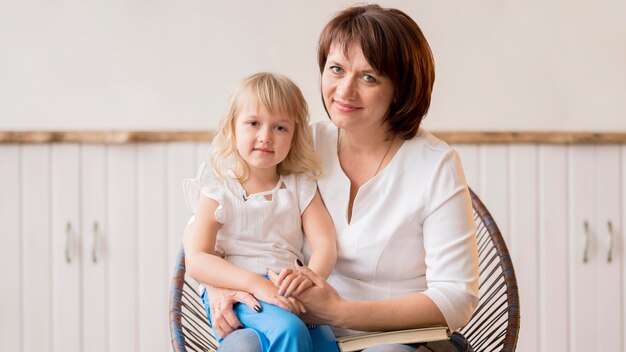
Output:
top-left (1, 0), bottom-right (625, 132)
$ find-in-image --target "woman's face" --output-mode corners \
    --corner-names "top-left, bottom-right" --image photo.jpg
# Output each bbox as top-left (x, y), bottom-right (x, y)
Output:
top-left (321, 42), bottom-right (395, 134)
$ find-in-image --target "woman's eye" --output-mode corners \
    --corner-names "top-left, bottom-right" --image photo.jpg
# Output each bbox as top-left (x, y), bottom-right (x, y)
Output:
top-left (330, 66), bottom-right (343, 74)
top-left (363, 74), bottom-right (377, 83)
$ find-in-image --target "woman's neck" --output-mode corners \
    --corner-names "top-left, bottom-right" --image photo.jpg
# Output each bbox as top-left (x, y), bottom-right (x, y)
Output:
top-left (339, 128), bottom-right (392, 155)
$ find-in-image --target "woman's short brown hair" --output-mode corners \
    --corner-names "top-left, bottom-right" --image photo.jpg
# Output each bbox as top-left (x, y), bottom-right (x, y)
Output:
top-left (318, 4), bottom-right (435, 140)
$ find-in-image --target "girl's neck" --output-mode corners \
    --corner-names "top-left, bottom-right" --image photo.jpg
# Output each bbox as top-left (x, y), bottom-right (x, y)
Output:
top-left (241, 167), bottom-right (281, 195)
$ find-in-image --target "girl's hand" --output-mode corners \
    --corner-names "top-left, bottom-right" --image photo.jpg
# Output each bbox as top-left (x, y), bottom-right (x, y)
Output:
top-left (250, 278), bottom-right (307, 315)
top-left (206, 286), bottom-right (260, 337)
top-left (288, 260), bottom-right (345, 325)
top-left (273, 268), bottom-right (314, 298)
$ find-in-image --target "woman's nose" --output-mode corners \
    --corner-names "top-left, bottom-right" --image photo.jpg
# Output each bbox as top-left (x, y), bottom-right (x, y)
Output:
top-left (336, 77), bottom-right (356, 99)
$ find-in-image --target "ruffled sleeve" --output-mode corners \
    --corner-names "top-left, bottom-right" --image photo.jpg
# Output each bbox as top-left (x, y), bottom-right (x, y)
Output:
top-left (183, 162), bottom-right (226, 223)
top-left (295, 172), bottom-right (318, 215)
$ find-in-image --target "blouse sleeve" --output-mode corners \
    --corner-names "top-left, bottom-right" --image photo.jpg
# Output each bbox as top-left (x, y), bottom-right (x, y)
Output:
top-left (183, 162), bottom-right (226, 223)
top-left (295, 172), bottom-right (318, 215)
top-left (421, 149), bottom-right (479, 331)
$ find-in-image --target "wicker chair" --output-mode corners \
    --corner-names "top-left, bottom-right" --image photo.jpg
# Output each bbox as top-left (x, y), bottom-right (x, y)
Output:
top-left (459, 189), bottom-right (520, 352)
top-left (169, 188), bottom-right (520, 352)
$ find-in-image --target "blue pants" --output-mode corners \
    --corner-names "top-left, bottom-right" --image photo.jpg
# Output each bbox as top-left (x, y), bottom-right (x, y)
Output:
top-left (201, 289), bottom-right (339, 352)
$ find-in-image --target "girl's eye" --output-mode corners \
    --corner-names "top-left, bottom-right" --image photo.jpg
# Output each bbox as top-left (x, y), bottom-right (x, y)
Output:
top-left (274, 125), bottom-right (288, 132)
top-left (363, 74), bottom-right (377, 83)
top-left (248, 121), bottom-right (259, 127)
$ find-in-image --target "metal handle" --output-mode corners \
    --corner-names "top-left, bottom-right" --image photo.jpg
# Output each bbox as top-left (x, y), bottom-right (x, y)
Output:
top-left (65, 222), bottom-right (73, 263)
top-left (583, 221), bottom-right (590, 263)
top-left (92, 222), bottom-right (99, 264)
top-left (607, 221), bottom-right (614, 263)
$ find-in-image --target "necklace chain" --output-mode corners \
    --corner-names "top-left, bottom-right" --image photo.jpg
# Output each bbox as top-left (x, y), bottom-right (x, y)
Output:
top-left (337, 129), bottom-right (395, 178)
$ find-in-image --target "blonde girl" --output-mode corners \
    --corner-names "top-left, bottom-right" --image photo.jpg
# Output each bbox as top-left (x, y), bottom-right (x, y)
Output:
top-left (183, 72), bottom-right (339, 352)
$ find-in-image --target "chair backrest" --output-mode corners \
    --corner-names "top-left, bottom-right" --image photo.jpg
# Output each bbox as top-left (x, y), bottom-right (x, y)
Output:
top-left (169, 188), bottom-right (520, 352)
top-left (169, 249), bottom-right (218, 352)
top-left (460, 189), bottom-right (520, 352)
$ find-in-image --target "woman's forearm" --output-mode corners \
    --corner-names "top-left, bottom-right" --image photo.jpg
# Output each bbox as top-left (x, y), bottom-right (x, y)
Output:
top-left (331, 293), bottom-right (447, 331)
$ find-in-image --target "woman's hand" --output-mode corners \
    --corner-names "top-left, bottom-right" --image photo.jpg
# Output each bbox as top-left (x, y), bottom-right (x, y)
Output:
top-left (270, 260), bottom-right (345, 325)
top-left (249, 278), bottom-right (307, 315)
top-left (273, 268), bottom-right (314, 298)
top-left (206, 286), bottom-right (260, 337)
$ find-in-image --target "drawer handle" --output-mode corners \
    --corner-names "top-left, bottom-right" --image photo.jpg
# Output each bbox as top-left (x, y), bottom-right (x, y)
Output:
top-left (582, 221), bottom-right (590, 263)
top-left (92, 222), bottom-right (99, 264)
top-left (607, 221), bottom-right (613, 263)
top-left (65, 222), bottom-right (73, 264)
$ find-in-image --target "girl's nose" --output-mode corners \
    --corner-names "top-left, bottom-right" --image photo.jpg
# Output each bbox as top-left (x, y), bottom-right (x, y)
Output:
top-left (257, 128), bottom-right (272, 144)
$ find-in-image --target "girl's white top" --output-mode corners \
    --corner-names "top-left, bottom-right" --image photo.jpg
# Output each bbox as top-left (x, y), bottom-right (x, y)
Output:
top-left (310, 121), bottom-right (479, 332)
top-left (184, 163), bottom-right (317, 275)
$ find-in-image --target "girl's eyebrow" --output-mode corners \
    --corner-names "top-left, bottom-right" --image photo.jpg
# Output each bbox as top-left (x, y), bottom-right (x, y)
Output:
top-left (275, 118), bottom-right (295, 125)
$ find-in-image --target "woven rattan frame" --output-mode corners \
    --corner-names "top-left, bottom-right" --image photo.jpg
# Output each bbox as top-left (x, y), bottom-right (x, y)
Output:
top-left (169, 189), bottom-right (520, 352)
top-left (460, 188), bottom-right (520, 351)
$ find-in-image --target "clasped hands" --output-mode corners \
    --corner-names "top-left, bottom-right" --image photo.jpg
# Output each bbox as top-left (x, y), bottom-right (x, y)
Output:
top-left (208, 262), bottom-right (318, 337)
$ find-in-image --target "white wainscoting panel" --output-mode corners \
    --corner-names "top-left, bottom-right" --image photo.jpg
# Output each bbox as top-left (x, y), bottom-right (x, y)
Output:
top-left (538, 145), bottom-right (569, 352)
top-left (51, 144), bottom-right (81, 352)
top-left (21, 145), bottom-right (52, 352)
top-left (509, 145), bottom-right (539, 352)
top-left (167, 142), bottom-right (197, 271)
top-left (623, 145), bottom-right (626, 348)
top-left (107, 145), bottom-right (138, 352)
top-left (2, 141), bottom-right (625, 352)
top-left (137, 144), bottom-right (170, 351)
top-left (81, 145), bottom-right (108, 352)
top-left (0, 145), bottom-right (22, 351)
top-left (594, 146), bottom-right (622, 352)
top-left (478, 145), bottom-right (511, 244)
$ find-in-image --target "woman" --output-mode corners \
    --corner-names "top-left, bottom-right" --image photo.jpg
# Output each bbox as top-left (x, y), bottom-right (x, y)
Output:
top-left (201, 4), bottom-right (479, 352)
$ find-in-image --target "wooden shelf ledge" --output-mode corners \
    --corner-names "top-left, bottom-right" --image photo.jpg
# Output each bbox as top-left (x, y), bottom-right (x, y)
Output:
top-left (1, 130), bottom-right (626, 144)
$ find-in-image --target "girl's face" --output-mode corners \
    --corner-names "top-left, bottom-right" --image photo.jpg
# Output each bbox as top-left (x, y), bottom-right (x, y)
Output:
top-left (321, 42), bottom-right (395, 134)
top-left (234, 102), bottom-right (295, 176)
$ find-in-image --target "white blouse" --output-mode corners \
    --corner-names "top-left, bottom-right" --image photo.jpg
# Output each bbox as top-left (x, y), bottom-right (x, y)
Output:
top-left (311, 121), bottom-right (479, 332)
top-left (184, 163), bottom-right (317, 275)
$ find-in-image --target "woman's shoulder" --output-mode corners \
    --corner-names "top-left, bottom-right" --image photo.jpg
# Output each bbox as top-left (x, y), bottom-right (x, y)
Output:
top-left (400, 128), bottom-right (460, 169)
top-left (412, 127), bottom-right (452, 153)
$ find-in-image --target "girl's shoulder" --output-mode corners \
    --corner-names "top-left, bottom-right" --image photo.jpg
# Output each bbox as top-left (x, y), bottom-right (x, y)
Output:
top-left (281, 171), bottom-right (316, 191)
top-left (183, 162), bottom-right (228, 213)
top-left (280, 172), bottom-right (317, 214)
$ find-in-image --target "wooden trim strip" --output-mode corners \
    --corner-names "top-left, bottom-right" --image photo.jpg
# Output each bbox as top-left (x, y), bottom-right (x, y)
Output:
top-left (0, 131), bottom-right (214, 144)
top-left (432, 132), bottom-right (626, 144)
top-left (1, 130), bottom-right (626, 144)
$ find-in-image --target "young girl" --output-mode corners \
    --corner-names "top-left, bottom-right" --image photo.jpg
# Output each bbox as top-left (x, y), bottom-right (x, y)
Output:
top-left (183, 72), bottom-right (339, 352)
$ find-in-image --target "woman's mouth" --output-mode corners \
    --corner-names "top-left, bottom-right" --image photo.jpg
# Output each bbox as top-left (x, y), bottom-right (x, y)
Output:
top-left (333, 100), bottom-right (361, 113)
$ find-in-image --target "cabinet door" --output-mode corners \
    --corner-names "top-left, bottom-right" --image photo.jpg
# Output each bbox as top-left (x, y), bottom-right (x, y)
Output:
top-left (51, 144), bottom-right (80, 352)
top-left (107, 145), bottom-right (137, 352)
top-left (0, 145), bottom-right (22, 351)
top-left (22, 146), bottom-right (53, 352)
top-left (594, 146), bottom-right (622, 351)
top-left (569, 145), bottom-right (622, 352)
top-left (81, 145), bottom-right (108, 352)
